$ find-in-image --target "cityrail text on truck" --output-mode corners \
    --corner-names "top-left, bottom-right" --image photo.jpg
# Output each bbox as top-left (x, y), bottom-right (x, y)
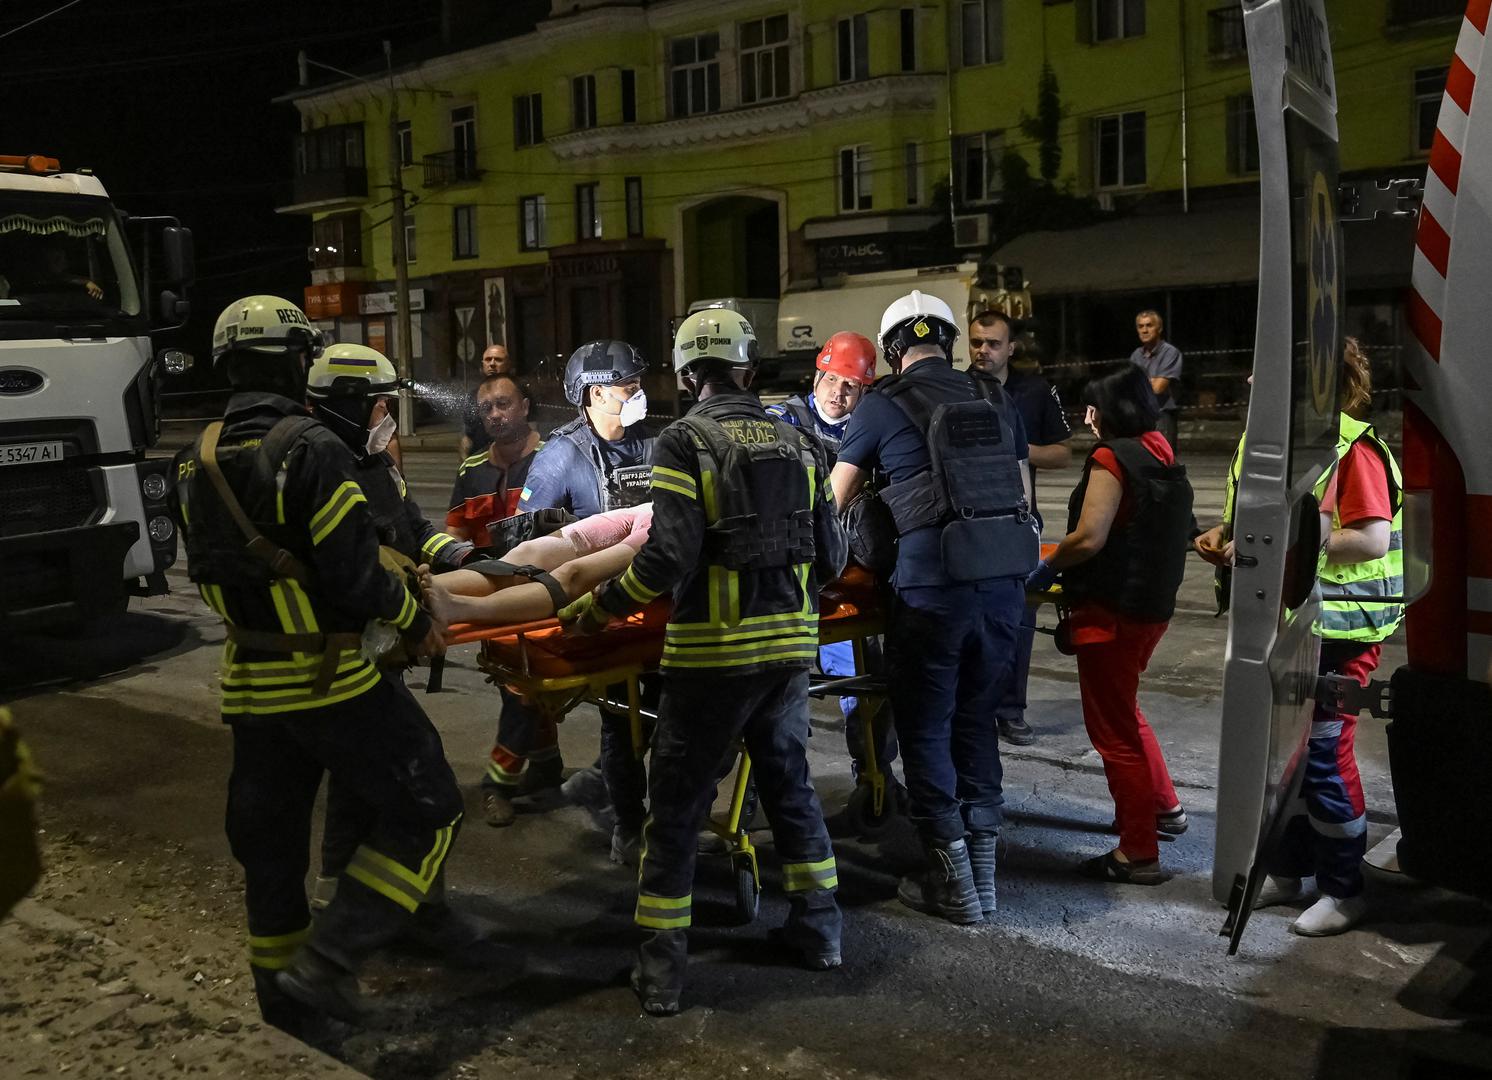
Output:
top-left (0, 153), bottom-right (194, 634)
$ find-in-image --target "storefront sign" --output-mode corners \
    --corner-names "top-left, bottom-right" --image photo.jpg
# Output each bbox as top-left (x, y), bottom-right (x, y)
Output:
top-left (548, 255), bottom-right (621, 279)
top-left (814, 234), bottom-right (944, 275)
top-left (358, 289), bottom-right (427, 315)
top-left (303, 282), bottom-right (363, 320)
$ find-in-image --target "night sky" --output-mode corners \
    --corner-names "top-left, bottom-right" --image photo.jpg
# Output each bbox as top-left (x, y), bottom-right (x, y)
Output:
top-left (2, 0), bottom-right (443, 386)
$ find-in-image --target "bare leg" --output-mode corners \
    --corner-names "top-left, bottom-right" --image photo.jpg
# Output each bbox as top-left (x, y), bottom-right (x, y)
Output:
top-left (435, 542), bottom-right (640, 630)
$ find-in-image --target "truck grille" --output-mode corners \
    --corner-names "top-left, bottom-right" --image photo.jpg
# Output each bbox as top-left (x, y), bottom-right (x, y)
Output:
top-left (0, 464), bottom-right (103, 537)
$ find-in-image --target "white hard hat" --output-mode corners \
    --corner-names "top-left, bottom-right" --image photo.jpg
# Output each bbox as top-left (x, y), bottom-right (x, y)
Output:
top-left (306, 343), bottom-right (400, 400)
top-left (878, 290), bottom-right (959, 371)
top-left (211, 295), bottom-right (322, 365)
top-left (672, 309), bottom-right (758, 374)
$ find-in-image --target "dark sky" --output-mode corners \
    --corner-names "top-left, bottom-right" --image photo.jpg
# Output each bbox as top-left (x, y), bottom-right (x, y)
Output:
top-left (2, 0), bottom-right (442, 371)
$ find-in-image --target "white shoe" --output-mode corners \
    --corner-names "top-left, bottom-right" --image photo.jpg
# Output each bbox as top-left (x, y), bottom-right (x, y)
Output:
top-left (1291, 894), bottom-right (1367, 937)
top-left (1252, 875), bottom-right (1307, 910)
top-left (609, 825), bottom-right (641, 867)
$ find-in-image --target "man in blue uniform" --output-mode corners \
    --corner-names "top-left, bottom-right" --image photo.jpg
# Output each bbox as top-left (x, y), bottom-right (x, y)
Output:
top-left (831, 291), bottom-right (1036, 925)
top-left (968, 310), bottom-right (1072, 745)
top-left (514, 340), bottom-right (658, 856)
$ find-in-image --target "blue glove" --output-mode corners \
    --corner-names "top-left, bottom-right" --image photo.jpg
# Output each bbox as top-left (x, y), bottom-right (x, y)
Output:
top-left (1025, 557), bottom-right (1059, 592)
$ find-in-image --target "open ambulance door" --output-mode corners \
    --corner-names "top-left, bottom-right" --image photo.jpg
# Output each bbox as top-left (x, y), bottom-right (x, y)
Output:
top-left (1212, 0), bottom-right (1343, 951)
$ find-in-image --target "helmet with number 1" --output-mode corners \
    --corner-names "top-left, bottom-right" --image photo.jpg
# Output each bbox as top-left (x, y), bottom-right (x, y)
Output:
top-left (211, 295), bottom-right (323, 392)
top-left (307, 343), bottom-right (400, 401)
top-left (672, 310), bottom-right (758, 375)
top-left (816, 331), bottom-right (877, 385)
top-left (563, 340), bottom-right (648, 406)
top-left (878, 290), bottom-right (959, 373)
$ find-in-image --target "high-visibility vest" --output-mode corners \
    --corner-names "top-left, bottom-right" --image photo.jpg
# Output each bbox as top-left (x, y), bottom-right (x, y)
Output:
top-left (1311, 415), bottom-right (1404, 643)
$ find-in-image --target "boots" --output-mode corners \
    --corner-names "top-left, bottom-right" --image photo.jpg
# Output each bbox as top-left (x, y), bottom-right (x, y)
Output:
top-left (251, 966), bottom-right (317, 1039)
top-left (482, 787), bottom-right (517, 828)
top-left (632, 930), bottom-right (688, 1016)
top-left (403, 902), bottom-right (523, 971)
top-left (275, 945), bottom-right (368, 1024)
top-left (967, 832), bottom-right (997, 918)
top-left (769, 892), bottom-right (843, 970)
top-left (897, 837), bottom-right (984, 925)
top-left (515, 753), bottom-right (564, 798)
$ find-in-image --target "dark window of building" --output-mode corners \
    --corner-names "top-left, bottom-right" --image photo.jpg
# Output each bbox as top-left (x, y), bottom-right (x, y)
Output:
top-left (1416, 66), bottom-right (1450, 153)
top-left (1226, 95), bottom-right (1259, 174)
top-left (396, 121), bottom-right (412, 167)
top-left (625, 176), bottom-right (644, 237)
top-left (576, 182), bottom-right (601, 241)
top-left (670, 32), bottom-right (721, 117)
top-left (621, 69), bottom-right (637, 123)
top-left (900, 8), bottom-right (917, 72)
top-left (1206, 6), bottom-right (1246, 57)
top-left (960, 0), bottom-right (1004, 66)
top-left (311, 212), bottom-right (363, 270)
top-left (839, 145), bottom-right (872, 212)
top-left (740, 14), bottom-right (791, 105)
top-left (514, 93), bottom-right (544, 148)
top-left (955, 130), bottom-right (1004, 203)
top-left (520, 194), bottom-right (547, 251)
top-left (572, 74), bottom-right (597, 130)
top-left (450, 105), bottom-right (477, 175)
top-left (452, 204), bottom-right (478, 259)
top-left (1096, 110), bottom-right (1146, 188)
top-left (837, 14), bottom-right (869, 82)
top-left (1086, 0), bottom-right (1145, 43)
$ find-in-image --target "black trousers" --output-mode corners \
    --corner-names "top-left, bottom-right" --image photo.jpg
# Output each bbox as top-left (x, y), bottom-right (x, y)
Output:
top-left (227, 676), bottom-right (464, 986)
top-left (634, 668), bottom-right (840, 947)
top-left (599, 676), bottom-right (659, 832)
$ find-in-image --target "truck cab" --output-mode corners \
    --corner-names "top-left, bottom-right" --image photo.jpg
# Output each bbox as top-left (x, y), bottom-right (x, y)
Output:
top-left (0, 154), bottom-right (193, 633)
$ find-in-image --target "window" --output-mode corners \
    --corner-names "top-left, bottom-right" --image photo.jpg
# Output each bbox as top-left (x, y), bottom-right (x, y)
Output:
top-left (295, 123), bottom-right (365, 175)
top-left (311, 213), bottom-right (363, 270)
top-left (1415, 66), bottom-right (1449, 153)
top-left (450, 105), bottom-right (477, 175)
top-left (572, 74), bottom-right (597, 131)
top-left (625, 176), bottom-right (644, 237)
top-left (452, 204), bottom-right (478, 259)
top-left (670, 32), bottom-right (721, 117)
top-left (1095, 110), bottom-right (1146, 188)
top-left (621, 69), bottom-right (637, 123)
top-left (955, 130), bottom-right (1004, 204)
top-left (520, 194), bottom-right (547, 251)
top-left (900, 8), bottom-right (918, 72)
top-left (740, 14), bottom-right (791, 105)
top-left (960, 0), bottom-right (1004, 66)
top-left (1206, 6), bottom-right (1246, 57)
top-left (1092, 0), bottom-right (1145, 42)
top-left (576, 183), bottom-right (601, 240)
top-left (838, 145), bottom-right (872, 212)
top-left (837, 15), bottom-right (869, 83)
top-left (1226, 95), bottom-right (1259, 174)
top-left (904, 141), bottom-right (922, 206)
top-left (514, 93), bottom-right (544, 148)
top-left (403, 216), bottom-right (417, 263)
top-left (396, 121), bottom-right (413, 167)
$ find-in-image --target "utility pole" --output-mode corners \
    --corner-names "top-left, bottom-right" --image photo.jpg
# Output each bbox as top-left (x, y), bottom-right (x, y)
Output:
top-left (384, 40), bottom-right (416, 437)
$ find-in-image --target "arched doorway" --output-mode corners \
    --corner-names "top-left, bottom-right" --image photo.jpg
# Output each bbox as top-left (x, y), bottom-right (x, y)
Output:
top-left (679, 194), bottom-right (783, 306)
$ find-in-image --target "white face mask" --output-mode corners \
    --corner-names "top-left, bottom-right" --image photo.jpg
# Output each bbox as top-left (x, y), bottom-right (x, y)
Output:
top-left (614, 387), bottom-right (648, 428)
top-left (366, 411), bottom-right (397, 456)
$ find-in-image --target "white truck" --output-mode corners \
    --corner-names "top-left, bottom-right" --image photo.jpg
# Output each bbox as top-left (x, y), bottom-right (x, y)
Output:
top-left (0, 153), bottom-right (194, 633)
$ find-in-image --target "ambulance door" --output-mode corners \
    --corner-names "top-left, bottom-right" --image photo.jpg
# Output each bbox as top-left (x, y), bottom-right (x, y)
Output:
top-left (1212, 0), bottom-right (1343, 950)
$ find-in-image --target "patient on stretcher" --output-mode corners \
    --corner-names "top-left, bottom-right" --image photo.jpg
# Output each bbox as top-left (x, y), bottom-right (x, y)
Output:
top-left (422, 504), bottom-right (652, 632)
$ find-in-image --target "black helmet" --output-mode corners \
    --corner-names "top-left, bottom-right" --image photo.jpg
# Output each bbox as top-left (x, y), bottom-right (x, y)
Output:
top-left (563, 340), bottom-right (647, 406)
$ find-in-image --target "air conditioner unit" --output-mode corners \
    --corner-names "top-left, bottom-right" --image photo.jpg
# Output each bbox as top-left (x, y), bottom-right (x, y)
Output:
top-left (1095, 192), bottom-right (1116, 212)
top-left (952, 213), bottom-right (989, 249)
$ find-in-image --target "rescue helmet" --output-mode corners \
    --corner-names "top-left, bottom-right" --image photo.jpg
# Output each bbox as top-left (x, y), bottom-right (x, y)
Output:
top-left (672, 309), bottom-right (758, 375)
top-left (306, 343), bottom-right (401, 401)
top-left (878, 290), bottom-right (959, 372)
top-left (563, 339), bottom-right (648, 406)
top-left (816, 331), bottom-right (877, 385)
top-left (211, 295), bottom-right (322, 366)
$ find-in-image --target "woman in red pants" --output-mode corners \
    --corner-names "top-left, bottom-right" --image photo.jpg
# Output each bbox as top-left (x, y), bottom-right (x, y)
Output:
top-left (1026, 364), bottom-right (1195, 884)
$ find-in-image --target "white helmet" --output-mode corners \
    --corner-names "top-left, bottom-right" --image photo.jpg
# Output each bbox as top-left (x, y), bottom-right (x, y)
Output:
top-left (672, 309), bottom-right (758, 374)
top-left (306, 343), bottom-right (400, 400)
top-left (211, 295), bottom-right (322, 365)
top-left (878, 290), bottom-right (959, 372)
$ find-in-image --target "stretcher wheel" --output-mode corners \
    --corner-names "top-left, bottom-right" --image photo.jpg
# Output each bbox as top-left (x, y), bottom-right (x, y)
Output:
top-left (846, 783), bottom-right (896, 839)
top-left (732, 854), bottom-right (759, 925)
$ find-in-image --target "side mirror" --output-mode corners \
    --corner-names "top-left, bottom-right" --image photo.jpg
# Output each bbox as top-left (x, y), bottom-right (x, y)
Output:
top-left (157, 349), bottom-right (193, 376)
top-left (162, 226), bottom-right (195, 285)
top-left (158, 289), bottom-right (190, 326)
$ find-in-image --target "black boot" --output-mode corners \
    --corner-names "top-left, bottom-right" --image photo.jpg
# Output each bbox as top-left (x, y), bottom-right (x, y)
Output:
top-left (275, 945), bottom-right (368, 1024)
top-left (251, 966), bottom-right (317, 1039)
top-left (403, 902), bottom-right (524, 972)
top-left (769, 891), bottom-right (843, 970)
top-left (896, 837), bottom-right (984, 925)
top-left (967, 832), bottom-right (997, 918)
top-left (515, 753), bottom-right (565, 797)
top-left (631, 930), bottom-right (688, 1016)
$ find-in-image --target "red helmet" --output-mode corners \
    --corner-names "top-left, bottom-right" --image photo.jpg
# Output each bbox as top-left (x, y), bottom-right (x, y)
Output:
top-left (816, 331), bottom-right (877, 385)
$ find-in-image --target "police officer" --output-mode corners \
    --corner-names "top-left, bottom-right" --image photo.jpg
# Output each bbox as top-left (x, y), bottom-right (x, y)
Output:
top-left (767, 332), bottom-right (899, 802)
top-left (303, 343), bottom-right (477, 912)
top-left (831, 291), bottom-right (1036, 925)
top-left (563, 310), bottom-right (847, 1016)
top-left (477, 341), bottom-right (657, 833)
top-left (171, 297), bottom-right (475, 1032)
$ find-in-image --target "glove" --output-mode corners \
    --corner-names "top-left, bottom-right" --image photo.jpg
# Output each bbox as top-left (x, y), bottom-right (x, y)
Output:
top-left (558, 591), bottom-right (614, 636)
top-left (1025, 557), bottom-right (1059, 593)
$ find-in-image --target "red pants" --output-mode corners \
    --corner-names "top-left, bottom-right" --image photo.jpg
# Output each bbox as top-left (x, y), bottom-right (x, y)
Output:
top-left (1074, 614), bottom-right (1179, 861)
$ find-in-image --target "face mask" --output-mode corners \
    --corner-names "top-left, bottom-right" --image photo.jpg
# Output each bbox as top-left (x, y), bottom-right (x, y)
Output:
top-left (811, 392), bottom-right (848, 428)
top-left (615, 387), bottom-right (648, 427)
top-left (366, 412), bottom-right (397, 456)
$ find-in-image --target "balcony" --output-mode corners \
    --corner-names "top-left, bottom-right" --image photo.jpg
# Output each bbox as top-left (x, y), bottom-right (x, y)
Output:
top-left (1388, 0), bottom-right (1463, 24)
top-left (422, 149), bottom-right (482, 188)
top-left (282, 166), bottom-right (368, 214)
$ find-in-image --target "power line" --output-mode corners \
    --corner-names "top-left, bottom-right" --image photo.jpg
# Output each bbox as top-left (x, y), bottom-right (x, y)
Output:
top-left (0, 0), bottom-right (88, 43)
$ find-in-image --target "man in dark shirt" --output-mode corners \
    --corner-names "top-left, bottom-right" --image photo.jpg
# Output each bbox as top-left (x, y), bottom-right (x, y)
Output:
top-left (446, 372), bottom-right (541, 549)
top-left (969, 310), bottom-right (1072, 746)
top-left (1129, 310), bottom-right (1182, 451)
top-left (459, 344), bottom-right (515, 459)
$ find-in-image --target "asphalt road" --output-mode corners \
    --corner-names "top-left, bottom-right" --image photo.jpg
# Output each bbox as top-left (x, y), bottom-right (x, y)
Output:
top-left (3, 448), bottom-right (1490, 1079)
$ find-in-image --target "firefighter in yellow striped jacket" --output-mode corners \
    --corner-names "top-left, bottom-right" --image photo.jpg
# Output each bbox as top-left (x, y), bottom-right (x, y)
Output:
top-left (171, 297), bottom-right (469, 1034)
top-left (563, 310), bottom-right (849, 1016)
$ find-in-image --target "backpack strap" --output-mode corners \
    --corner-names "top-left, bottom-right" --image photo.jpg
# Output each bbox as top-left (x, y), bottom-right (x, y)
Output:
top-left (197, 419), bottom-right (313, 587)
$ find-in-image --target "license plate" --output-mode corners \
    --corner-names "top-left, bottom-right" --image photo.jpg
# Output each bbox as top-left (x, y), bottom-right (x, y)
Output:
top-left (0, 441), bottom-right (64, 466)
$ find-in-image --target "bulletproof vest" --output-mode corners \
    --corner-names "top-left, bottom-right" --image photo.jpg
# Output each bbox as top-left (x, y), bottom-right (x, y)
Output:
top-left (357, 455), bottom-right (421, 561)
top-left (555, 416), bottom-right (656, 511)
top-left (675, 397), bottom-right (818, 572)
top-left (875, 370), bottom-right (1038, 583)
top-left (180, 415), bottom-right (320, 587)
top-left (1063, 437), bottom-right (1194, 621)
top-left (782, 395), bottom-right (844, 460)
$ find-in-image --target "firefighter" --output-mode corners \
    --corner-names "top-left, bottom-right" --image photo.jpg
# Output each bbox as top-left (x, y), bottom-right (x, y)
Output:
top-left (170, 296), bottom-right (481, 1033)
top-left (302, 343), bottom-right (477, 912)
top-left (561, 310), bottom-right (847, 1016)
top-left (495, 341), bottom-right (658, 847)
top-left (831, 291), bottom-right (1036, 924)
top-left (767, 332), bottom-right (900, 804)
